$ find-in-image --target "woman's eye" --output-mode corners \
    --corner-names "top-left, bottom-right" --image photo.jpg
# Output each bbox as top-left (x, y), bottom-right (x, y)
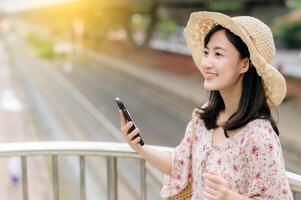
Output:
top-left (215, 52), bottom-right (223, 57)
top-left (204, 51), bottom-right (209, 56)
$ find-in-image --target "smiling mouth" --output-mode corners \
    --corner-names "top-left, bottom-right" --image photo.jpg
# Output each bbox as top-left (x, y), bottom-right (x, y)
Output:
top-left (204, 73), bottom-right (217, 80)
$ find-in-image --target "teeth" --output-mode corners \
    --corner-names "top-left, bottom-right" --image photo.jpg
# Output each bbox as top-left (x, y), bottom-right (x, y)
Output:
top-left (205, 73), bottom-right (217, 79)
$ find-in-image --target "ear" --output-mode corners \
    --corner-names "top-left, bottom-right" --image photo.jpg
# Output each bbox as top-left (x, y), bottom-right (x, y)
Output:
top-left (239, 58), bottom-right (250, 74)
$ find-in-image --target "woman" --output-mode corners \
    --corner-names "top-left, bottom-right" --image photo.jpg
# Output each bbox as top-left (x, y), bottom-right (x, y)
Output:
top-left (119, 11), bottom-right (293, 199)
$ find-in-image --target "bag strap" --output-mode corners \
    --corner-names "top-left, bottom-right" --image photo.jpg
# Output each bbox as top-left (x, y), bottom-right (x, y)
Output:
top-left (191, 108), bottom-right (202, 143)
top-left (188, 108), bottom-right (202, 183)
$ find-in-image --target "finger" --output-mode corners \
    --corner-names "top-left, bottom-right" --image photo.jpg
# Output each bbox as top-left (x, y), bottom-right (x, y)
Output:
top-left (204, 186), bottom-right (216, 196)
top-left (131, 136), bottom-right (141, 145)
top-left (127, 127), bottom-right (140, 140)
top-left (122, 122), bottom-right (134, 137)
top-left (203, 173), bottom-right (224, 185)
top-left (204, 191), bottom-right (217, 200)
top-left (204, 177), bottom-right (220, 190)
top-left (119, 110), bottom-right (126, 127)
top-left (122, 121), bottom-right (132, 133)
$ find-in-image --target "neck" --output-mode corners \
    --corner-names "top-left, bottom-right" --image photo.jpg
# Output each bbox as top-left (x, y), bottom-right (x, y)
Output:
top-left (219, 78), bottom-right (243, 119)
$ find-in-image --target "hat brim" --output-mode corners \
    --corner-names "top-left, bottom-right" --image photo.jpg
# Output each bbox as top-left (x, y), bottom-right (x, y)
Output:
top-left (184, 11), bottom-right (286, 106)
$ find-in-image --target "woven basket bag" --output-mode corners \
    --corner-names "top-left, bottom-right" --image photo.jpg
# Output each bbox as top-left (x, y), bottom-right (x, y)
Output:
top-left (167, 108), bottom-right (201, 200)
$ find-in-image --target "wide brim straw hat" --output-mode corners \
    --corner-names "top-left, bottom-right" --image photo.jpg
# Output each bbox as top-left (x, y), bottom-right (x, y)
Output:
top-left (184, 11), bottom-right (286, 107)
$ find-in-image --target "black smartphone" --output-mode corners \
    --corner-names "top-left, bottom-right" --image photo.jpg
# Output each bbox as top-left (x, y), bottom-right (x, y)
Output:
top-left (115, 97), bottom-right (144, 146)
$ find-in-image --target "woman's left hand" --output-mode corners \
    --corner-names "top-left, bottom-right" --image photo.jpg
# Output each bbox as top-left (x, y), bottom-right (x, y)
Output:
top-left (203, 171), bottom-right (230, 200)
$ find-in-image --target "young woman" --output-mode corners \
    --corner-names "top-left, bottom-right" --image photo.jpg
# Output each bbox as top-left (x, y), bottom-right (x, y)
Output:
top-left (119, 11), bottom-right (293, 199)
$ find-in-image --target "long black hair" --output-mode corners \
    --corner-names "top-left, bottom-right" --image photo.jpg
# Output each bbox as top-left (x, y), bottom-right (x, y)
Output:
top-left (199, 25), bottom-right (279, 135)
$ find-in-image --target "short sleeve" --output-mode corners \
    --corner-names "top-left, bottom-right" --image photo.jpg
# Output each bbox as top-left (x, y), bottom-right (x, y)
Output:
top-left (160, 120), bottom-right (193, 198)
top-left (245, 120), bottom-right (294, 200)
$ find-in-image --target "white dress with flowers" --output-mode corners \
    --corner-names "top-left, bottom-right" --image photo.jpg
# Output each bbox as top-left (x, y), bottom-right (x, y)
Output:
top-left (161, 114), bottom-right (293, 199)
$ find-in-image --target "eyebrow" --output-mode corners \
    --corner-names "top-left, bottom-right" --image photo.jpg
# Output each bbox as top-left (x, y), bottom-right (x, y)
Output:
top-left (204, 46), bottom-right (227, 52)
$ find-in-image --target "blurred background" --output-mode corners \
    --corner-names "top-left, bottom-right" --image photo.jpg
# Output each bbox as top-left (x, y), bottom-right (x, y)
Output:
top-left (0, 0), bottom-right (300, 199)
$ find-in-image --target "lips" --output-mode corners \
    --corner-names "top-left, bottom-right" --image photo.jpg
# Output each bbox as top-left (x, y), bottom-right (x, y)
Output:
top-left (204, 72), bottom-right (217, 80)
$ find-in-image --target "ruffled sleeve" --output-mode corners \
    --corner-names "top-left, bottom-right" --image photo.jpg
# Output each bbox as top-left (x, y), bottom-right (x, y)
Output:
top-left (245, 120), bottom-right (294, 200)
top-left (160, 120), bottom-right (193, 198)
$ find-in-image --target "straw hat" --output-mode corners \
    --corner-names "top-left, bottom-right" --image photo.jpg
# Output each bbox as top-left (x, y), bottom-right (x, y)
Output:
top-left (184, 11), bottom-right (286, 107)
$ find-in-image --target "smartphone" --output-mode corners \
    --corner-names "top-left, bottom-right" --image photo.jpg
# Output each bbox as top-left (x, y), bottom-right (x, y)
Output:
top-left (115, 97), bottom-right (144, 146)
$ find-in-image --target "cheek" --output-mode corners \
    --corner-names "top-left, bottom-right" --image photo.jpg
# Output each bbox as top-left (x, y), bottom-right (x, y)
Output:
top-left (199, 66), bottom-right (205, 77)
top-left (219, 58), bottom-right (241, 79)
top-left (220, 71), bottom-right (239, 86)
top-left (204, 62), bottom-right (240, 90)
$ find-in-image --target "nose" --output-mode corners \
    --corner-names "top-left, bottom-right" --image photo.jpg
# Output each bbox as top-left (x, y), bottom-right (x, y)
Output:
top-left (201, 55), bottom-right (213, 70)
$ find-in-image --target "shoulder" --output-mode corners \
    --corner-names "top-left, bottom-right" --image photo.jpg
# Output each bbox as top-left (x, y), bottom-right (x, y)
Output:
top-left (248, 118), bottom-right (277, 138)
top-left (243, 119), bottom-right (285, 170)
top-left (244, 118), bottom-right (280, 149)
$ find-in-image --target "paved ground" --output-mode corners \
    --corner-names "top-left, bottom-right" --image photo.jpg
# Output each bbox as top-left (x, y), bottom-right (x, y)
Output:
top-left (0, 41), bottom-right (52, 199)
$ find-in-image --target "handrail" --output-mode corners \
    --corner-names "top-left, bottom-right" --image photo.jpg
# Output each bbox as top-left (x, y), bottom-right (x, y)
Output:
top-left (0, 141), bottom-right (142, 157)
top-left (0, 141), bottom-right (300, 199)
top-left (0, 141), bottom-right (174, 157)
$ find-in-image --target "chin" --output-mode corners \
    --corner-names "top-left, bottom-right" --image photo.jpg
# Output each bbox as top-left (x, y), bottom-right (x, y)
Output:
top-left (203, 81), bottom-right (219, 91)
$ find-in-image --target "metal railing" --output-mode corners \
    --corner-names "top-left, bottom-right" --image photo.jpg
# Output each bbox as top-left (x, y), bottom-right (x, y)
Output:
top-left (0, 141), bottom-right (300, 200)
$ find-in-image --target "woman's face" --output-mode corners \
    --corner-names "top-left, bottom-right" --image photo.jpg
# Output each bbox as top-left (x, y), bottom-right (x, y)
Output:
top-left (201, 29), bottom-right (248, 91)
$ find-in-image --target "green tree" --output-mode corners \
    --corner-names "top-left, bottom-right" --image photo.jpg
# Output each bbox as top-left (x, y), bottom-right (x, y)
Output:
top-left (273, 10), bottom-right (301, 48)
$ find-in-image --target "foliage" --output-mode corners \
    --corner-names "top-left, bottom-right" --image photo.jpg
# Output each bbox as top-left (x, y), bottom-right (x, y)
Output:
top-left (273, 10), bottom-right (301, 49)
top-left (208, 2), bottom-right (244, 11)
top-left (26, 32), bottom-right (55, 58)
top-left (156, 20), bottom-right (178, 39)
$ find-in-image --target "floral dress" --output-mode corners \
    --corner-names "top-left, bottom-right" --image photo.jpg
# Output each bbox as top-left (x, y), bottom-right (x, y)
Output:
top-left (161, 113), bottom-right (294, 199)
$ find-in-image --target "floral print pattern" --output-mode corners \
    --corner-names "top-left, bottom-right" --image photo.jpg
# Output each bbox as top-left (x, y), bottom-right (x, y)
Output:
top-left (161, 116), bottom-right (293, 199)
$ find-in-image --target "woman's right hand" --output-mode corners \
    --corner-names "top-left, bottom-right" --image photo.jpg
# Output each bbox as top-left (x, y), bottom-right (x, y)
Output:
top-left (119, 110), bottom-right (142, 153)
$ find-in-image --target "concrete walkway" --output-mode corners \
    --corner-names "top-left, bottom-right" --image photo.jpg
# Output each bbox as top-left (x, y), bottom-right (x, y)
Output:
top-left (0, 40), bottom-right (52, 199)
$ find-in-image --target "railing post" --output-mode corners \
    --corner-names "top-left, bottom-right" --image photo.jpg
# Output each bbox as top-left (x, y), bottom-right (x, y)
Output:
top-left (140, 159), bottom-right (147, 200)
top-left (80, 156), bottom-right (86, 200)
top-left (52, 155), bottom-right (59, 200)
top-left (21, 156), bottom-right (28, 200)
top-left (0, 142), bottom-right (300, 199)
top-left (107, 156), bottom-right (117, 200)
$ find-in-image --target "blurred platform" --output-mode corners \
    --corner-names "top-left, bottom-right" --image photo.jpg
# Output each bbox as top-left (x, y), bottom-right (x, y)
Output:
top-left (0, 40), bottom-right (52, 199)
